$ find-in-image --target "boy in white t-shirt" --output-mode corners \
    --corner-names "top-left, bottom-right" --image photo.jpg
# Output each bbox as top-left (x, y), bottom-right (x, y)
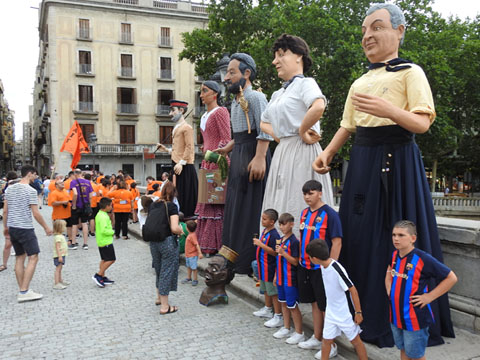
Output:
top-left (306, 239), bottom-right (367, 360)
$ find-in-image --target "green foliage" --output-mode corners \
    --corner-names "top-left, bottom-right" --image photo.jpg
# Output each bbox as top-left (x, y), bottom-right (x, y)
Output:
top-left (179, 0), bottom-right (480, 180)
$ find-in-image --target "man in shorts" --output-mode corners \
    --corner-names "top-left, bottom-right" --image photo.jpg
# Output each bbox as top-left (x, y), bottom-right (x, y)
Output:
top-left (3, 165), bottom-right (53, 302)
top-left (70, 169), bottom-right (93, 250)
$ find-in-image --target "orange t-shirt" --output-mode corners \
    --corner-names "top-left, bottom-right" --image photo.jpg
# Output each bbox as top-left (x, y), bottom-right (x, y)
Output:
top-left (48, 181), bottom-right (56, 192)
top-left (96, 175), bottom-right (105, 184)
top-left (146, 180), bottom-right (163, 192)
top-left (131, 188), bottom-right (140, 209)
top-left (152, 190), bottom-right (162, 198)
top-left (90, 182), bottom-right (100, 208)
top-left (107, 189), bottom-right (133, 212)
top-left (185, 233), bottom-right (199, 257)
top-left (125, 179), bottom-right (135, 189)
top-left (48, 189), bottom-right (72, 220)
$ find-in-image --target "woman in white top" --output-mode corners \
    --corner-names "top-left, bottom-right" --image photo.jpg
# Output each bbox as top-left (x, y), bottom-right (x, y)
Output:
top-left (260, 34), bottom-right (334, 234)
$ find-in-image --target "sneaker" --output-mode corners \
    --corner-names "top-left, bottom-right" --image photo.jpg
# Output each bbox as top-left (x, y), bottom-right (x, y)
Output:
top-left (17, 289), bottom-right (43, 303)
top-left (82, 244), bottom-right (88, 250)
top-left (264, 314), bottom-right (283, 328)
top-left (69, 243), bottom-right (78, 250)
top-left (92, 274), bottom-right (105, 288)
top-left (273, 327), bottom-right (293, 339)
top-left (253, 306), bottom-right (273, 318)
top-left (192, 280), bottom-right (198, 286)
top-left (286, 332), bottom-right (306, 345)
top-left (76, 233), bottom-right (81, 238)
top-left (53, 283), bottom-right (67, 290)
top-left (181, 278), bottom-right (192, 284)
top-left (298, 335), bottom-right (322, 350)
top-left (61, 280), bottom-right (71, 286)
top-left (89, 232), bottom-right (95, 237)
top-left (314, 343), bottom-right (337, 359)
top-left (102, 276), bottom-right (115, 285)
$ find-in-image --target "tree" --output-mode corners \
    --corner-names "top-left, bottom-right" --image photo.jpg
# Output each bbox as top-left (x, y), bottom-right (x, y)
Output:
top-left (180, 0), bottom-right (480, 190)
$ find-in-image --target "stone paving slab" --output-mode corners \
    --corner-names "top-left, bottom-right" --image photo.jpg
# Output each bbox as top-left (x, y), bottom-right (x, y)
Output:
top-left (1, 207), bottom-right (348, 359)
top-left (130, 222), bottom-right (480, 360)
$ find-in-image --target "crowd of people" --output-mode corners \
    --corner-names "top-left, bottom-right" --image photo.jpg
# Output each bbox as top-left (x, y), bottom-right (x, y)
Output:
top-left (1, 3), bottom-right (462, 359)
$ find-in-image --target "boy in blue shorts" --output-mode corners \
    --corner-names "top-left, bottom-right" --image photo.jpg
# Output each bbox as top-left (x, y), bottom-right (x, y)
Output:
top-left (272, 212), bottom-right (305, 345)
top-left (307, 239), bottom-right (368, 360)
top-left (253, 209), bottom-right (282, 327)
top-left (386, 220), bottom-right (457, 360)
top-left (297, 180), bottom-right (342, 357)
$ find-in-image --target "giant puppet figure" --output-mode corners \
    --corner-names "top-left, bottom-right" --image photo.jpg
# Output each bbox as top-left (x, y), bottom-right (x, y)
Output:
top-left (215, 53), bottom-right (272, 274)
top-left (313, 3), bottom-right (454, 347)
top-left (158, 99), bottom-right (198, 218)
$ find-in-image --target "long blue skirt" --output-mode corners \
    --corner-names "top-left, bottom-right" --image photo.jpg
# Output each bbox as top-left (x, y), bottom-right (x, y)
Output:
top-left (339, 126), bottom-right (454, 347)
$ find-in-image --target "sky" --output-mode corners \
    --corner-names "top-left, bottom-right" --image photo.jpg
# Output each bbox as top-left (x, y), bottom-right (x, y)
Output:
top-left (0, 0), bottom-right (478, 140)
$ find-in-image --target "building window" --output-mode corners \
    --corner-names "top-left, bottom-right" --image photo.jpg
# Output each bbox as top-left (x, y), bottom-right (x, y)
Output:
top-left (78, 19), bottom-right (90, 39)
top-left (122, 164), bottom-right (135, 179)
top-left (157, 89), bottom-right (173, 115)
top-left (160, 57), bottom-right (172, 79)
top-left (80, 124), bottom-right (94, 141)
top-left (117, 88), bottom-right (137, 114)
top-left (159, 126), bottom-right (173, 145)
top-left (120, 23), bottom-right (132, 44)
top-left (79, 51), bottom-right (92, 74)
top-left (159, 27), bottom-right (171, 47)
top-left (79, 85), bottom-right (93, 112)
top-left (120, 54), bottom-right (133, 77)
top-left (120, 125), bottom-right (135, 144)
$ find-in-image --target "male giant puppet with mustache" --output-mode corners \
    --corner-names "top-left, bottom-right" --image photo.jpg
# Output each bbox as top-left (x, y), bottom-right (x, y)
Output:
top-left (215, 53), bottom-right (273, 274)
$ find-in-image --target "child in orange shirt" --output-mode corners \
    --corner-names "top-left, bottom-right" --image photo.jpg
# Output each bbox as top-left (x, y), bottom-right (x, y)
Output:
top-left (130, 182), bottom-right (140, 223)
top-left (181, 221), bottom-right (203, 286)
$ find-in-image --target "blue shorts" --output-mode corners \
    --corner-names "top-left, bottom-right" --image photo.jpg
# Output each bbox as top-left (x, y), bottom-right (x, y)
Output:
top-left (53, 257), bottom-right (66, 267)
top-left (390, 324), bottom-right (429, 359)
top-left (277, 284), bottom-right (299, 309)
top-left (186, 256), bottom-right (198, 270)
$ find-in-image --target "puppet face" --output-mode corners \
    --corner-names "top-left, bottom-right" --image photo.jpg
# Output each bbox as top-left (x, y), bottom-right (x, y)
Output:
top-left (272, 48), bottom-right (303, 81)
top-left (361, 8), bottom-right (404, 63)
top-left (200, 85), bottom-right (217, 105)
top-left (169, 106), bottom-right (183, 122)
top-left (224, 59), bottom-right (247, 94)
top-left (204, 256), bottom-right (228, 286)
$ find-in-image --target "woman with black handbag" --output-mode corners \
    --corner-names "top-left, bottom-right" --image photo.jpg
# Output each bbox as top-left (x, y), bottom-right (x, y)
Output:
top-left (145, 182), bottom-right (184, 314)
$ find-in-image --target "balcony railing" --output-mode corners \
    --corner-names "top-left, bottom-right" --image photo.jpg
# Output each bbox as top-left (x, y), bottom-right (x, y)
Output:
top-left (117, 104), bottom-right (137, 114)
top-left (79, 64), bottom-right (92, 74)
top-left (191, 4), bottom-right (207, 13)
top-left (159, 35), bottom-right (172, 47)
top-left (87, 143), bottom-right (203, 155)
top-left (120, 67), bottom-right (133, 77)
top-left (159, 69), bottom-right (174, 80)
top-left (78, 102), bottom-right (94, 112)
top-left (120, 31), bottom-right (133, 44)
top-left (114, 0), bottom-right (138, 4)
top-left (153, 0), bottom-right (177, 9)
top-left (78, 28), bottom-right (91, 40)
top-left (156, 105), bottom-right (170, 116)
top-left (41, 103), bottom-right (49, 118)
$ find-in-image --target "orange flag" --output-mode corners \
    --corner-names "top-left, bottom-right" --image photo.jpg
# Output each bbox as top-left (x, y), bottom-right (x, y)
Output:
top-left (60, 121), bottom-right (90, 169)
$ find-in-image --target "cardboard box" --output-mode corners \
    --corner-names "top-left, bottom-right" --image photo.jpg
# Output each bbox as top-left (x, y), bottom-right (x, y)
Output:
top-left (198, 169), bottom-right (227, 204)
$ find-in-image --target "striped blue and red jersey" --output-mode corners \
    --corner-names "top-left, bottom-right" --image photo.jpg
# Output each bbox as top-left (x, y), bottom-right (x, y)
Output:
top-left (299, 205), bottom-right (342, 270)
top-left (256, 228), bottom-right (280, 282)
top-left (389, 248), bottom-right (451, 331)
top-left (276, 234), bottom-right (299, 287)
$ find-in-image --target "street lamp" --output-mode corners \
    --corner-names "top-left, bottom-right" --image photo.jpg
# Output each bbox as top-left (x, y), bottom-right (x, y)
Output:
top-left (89, 133), bottom-right (97, 172)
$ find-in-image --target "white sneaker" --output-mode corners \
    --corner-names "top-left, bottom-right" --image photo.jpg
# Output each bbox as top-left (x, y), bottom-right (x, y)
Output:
top-left (286, 332), bottom-right (306, 345)
top-left (264, 314), bottom-right (283, 328)
top-left (314, 343), bottom-right (337, 359)
top-left (17, 289), bottom-right (43, 303)
top-left (273, 327), bottom-right (292, 339)
top-left (298, 334), bottom-right (322, 350)
top-left (253, 306), bottom-right (273, 318)
top-left (53, 283), bottom-right (67, 290)
top-left (61, 280), bottom-right (71, 286)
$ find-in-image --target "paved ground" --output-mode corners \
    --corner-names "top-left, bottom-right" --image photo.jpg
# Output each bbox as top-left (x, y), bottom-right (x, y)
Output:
top-left (0, 206), bottom-right (332, 360)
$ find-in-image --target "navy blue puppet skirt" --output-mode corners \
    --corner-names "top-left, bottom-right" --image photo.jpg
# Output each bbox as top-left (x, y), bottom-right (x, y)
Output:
top-left (339, 126), bottom-right (454, 347)
top-left (222, 130), bottom-right (271, 274)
